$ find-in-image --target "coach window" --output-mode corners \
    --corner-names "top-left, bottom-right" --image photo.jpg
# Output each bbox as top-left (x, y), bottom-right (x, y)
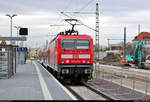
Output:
top-left (76, 39), bottom-right (90, 50)
top-left (62, 39), bottom-right (75, 50)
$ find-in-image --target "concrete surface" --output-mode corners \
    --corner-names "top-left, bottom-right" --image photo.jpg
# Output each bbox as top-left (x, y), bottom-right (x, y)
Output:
top-left (0, 60), bottom-right (75, 100)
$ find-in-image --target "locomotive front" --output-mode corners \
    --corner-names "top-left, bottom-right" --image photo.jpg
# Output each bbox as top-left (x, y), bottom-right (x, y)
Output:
top-left (57, 35), bottom-right (93, 82)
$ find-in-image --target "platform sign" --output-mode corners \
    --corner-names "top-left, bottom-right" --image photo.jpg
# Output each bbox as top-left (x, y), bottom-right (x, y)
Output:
top-left (16, 47), bottom-right (28, 52)
top-left (0, 37), bottom-right (26, 41)
top-left (24, 48), bottom-right (27, 52)
top-left (19, 28), bottom-right (28, 35)
top-left (1, 40), bottom-right (6, 45)
top-left (16, 48), bottom-right (21, 51)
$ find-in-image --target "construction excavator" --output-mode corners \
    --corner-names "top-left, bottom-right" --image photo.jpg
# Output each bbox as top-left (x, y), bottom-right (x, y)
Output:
top-left (121, 40), bottom-right (145, 69)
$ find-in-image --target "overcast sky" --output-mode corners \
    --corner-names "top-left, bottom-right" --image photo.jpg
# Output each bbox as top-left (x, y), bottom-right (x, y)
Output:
top-left (0, 0), bottom-right (150, 48)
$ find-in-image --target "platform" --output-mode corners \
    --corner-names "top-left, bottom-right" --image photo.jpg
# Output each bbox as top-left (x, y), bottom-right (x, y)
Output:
top-left (0, 60), bottom-right (76, 100)
top-left (88, 78), bottom-right (150, 100)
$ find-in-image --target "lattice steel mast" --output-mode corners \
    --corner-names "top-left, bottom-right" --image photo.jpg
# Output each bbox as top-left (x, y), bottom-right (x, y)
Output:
top-left (95, 3), bottom-right (99, 61)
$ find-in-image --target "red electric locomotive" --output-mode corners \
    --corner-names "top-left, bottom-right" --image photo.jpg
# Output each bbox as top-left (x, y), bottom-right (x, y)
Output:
top-left (40, 19), bottom-right (94, 82)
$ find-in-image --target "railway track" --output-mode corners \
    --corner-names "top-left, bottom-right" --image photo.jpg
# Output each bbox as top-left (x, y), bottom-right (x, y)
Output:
top-left (83, 82), bottom-right (113, 100)
top-left (40, 62), bottom-right (113, 100)
top-left (64, 83), bottom-right (113, 100)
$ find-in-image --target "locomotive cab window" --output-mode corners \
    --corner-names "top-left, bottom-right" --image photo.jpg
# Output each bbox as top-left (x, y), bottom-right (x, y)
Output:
top-left (62, 39), bottom-right (75, 50)
top-left (61, 39), bottom-right (90, 50)
top-left (76, 39), bottom-right (90, 50)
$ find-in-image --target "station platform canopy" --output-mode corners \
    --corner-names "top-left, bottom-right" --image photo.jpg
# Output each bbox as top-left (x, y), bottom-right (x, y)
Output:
top-left (0, 37), bottom-right (26, 41)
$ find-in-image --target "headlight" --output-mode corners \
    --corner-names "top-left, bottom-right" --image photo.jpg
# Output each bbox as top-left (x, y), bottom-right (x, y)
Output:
top-left (66, 60), bottom-right (70, 63)
top-left (82, 60), bottom-right (86, 63)
top-left (61, 54), bottom-right (73, 58)
top-left (79, 54), bottom-right (90, 59)
top-left (87, 60), bottom-right (90, 64)
top-left (61, 60), bottom-right (65, 64)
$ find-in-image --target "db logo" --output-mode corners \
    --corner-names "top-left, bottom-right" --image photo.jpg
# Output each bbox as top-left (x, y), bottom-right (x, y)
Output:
top-left (73, 54), bottom-right (78, 59)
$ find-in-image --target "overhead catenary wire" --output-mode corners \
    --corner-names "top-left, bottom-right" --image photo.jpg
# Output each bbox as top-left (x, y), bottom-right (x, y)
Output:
top-left (78, 0), bottom-right (95, 13)
top-left (48, 0), bottom-right (72, 34)
top-left (59, 0), bottom-right (98, 31)
top-left (49, 0), bottom-right (76, 38)
top-left (63, 0), bottom-right (74, 11)
top-left (64, 0), bottom-right (97, 14)
top-left (60, 12), bottom-right (97, 32)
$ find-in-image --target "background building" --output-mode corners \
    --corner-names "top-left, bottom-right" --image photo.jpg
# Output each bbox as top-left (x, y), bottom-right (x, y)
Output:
top-left (133, 32), bottom-right (150, 56)
top-left (28, 48), bottom-right (40, 59)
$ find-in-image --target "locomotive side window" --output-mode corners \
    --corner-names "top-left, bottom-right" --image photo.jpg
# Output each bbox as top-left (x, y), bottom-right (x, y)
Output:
top-left (62, 39), bottom-right (75, 50)
top-left (76, 40), bottom-right (90, 50)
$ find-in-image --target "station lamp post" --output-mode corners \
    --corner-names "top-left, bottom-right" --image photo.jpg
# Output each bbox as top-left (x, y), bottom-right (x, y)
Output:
top-left (14, 26), bottom-right (21, 45)
top-left (14, 26), bottom-right (21, 37)
top-left (6, 14), bottom-right (17, 44)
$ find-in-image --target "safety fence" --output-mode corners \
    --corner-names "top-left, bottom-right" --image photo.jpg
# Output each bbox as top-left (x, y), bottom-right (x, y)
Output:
top-left (93, 64), bottom-right (150, 100)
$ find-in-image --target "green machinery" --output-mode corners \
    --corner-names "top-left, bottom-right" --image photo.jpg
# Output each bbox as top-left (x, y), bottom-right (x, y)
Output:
top-left (126, 40), bottom-right (144, 68)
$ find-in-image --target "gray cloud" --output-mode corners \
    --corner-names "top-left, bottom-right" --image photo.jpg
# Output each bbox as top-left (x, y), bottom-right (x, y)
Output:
top-left (0, 0), bottom-right (150, 47)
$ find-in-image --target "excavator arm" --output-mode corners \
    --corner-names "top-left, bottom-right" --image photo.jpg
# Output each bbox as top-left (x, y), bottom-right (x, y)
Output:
top-left (125, 40), bottom-right (143, 68)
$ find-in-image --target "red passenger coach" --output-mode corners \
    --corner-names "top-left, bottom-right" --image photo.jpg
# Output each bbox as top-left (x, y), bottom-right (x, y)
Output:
top-left (39, 49), bottom-right (48, 64)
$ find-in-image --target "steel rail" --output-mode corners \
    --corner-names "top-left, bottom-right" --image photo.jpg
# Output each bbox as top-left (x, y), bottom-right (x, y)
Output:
top-left (83, 82), bottom-right (113, 100)
top-left (65, 85), bottom-right (84, 100)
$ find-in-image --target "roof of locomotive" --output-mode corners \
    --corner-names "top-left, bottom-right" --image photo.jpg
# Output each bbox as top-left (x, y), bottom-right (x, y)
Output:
top-left (49, 34), bottom-right (93, 44)
top-left (58, 35), bottom-right (93, 39)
